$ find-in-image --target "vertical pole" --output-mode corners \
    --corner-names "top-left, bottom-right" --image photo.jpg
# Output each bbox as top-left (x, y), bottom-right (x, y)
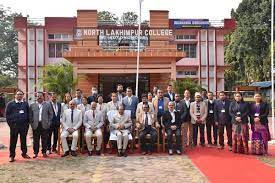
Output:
top-left (135, 0), bottom-right (142, 97)
top-left (271, 0), bottom-right (274, 139)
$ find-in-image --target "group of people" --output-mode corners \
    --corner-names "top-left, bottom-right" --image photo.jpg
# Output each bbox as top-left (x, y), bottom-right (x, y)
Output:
top-left (5, 84), bottom-right (271, 162)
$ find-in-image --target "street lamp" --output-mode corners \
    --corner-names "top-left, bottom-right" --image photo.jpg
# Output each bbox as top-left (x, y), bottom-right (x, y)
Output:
top-left (135, 0), bottom-right (143, 97)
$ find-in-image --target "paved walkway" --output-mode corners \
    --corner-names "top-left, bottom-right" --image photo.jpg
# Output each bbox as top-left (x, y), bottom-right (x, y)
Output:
top-left (0, 121), bottom-right (274, 183)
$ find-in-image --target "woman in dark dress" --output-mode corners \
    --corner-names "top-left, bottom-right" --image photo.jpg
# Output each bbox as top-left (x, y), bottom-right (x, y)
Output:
top-left (229, 92), bottom-right (250, 154)
top-left (250, 93), bottom-right (271, 155)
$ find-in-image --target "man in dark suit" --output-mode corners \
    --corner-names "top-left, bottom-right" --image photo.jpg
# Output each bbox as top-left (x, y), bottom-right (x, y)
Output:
top-left (205, 91), bottom-right (218, 147)
top-left (214, 91), bottom-right (232, 150)
top-left (29, 92), bottom-right (53, 158)
top-left (5, 89), bottom-right (31, 162)
top-left (47, 92), bottom-right (61, 154)
top-left (162, 101), bottom-right (182, 155)
top-left (164, 84), bottom-right (175, 101)
top-left (181, 90), bottom-right (194, 147)
top-left (116, 84), bottom-right (125, 104)
top-left (122, 87), bottom-right (139, 121)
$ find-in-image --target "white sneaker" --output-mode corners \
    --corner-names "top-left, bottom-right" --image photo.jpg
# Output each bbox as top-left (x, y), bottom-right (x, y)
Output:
top-left (168, 149), bottom-right (173, 155)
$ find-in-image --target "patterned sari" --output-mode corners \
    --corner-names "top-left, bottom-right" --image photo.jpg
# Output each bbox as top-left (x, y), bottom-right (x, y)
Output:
top-left (232, 123), bottom-right (249, 154)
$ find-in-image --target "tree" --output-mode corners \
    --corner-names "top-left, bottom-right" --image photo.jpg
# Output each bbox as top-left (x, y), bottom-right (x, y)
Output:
top-left (97, 11), bottom-right (118, 23)
top-left (224, 0), bottom-right (272, 90)
top-left (120, 12), bottom-right (138, 25)
top-left (173, 78), bottom-right (204, 97)
top-left (41, 61), bottom-right (78, 99)
top-left (0, 5), bottom-right (21, 77)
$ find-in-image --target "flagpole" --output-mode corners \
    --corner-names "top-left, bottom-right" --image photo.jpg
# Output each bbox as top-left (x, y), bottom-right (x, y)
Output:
top-left (135, 0), bottom-right (142, 97)
top-left (271, 0), bottom-right (274, 139)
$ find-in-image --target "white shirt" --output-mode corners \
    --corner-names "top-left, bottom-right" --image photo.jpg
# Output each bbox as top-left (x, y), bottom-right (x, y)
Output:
top-left (127, 96), bottom-right (132, 105)
top-left (169, 110), bottom-right (175, 123)
top-left (168, 92), bottom-right (174, 101)
top-left (143, 112), bottom-right (152, 125)
top-left (52, 102), bottom-right (58, 116)
top-left (15, 99), bottom-right (23, 103)
top-left (184, 98), bottom-right (190, 108)
top-left (38, 103), bottom-right (43, 121)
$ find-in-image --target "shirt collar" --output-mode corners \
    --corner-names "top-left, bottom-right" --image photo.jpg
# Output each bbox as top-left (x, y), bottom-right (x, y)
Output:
top-left (15, 99), bottom-right (23, 103)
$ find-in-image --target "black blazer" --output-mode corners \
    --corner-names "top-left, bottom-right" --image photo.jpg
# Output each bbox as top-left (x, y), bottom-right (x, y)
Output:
top-left (214, 99), bottom-right (231, 124)
top-left (164, 92), bottom-right (175, 101)
top-left (229, 101), bottom-right (249, 124)
top-left (249, 102), bottom-right (269, 125)
top-left (5, 100), bottom-right (29, 126)
top-left (174, 100), bottom-right (187, 122)
top-left (181, 99), bottom-right (194, 122)
top-left (50, 102), bottom-right (62, 126)
top-left (162, 110), bottom-right (182, 130)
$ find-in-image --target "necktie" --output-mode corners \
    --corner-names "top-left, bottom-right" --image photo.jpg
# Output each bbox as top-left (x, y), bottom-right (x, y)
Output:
top-left (145, 112), bottom-right (148, 128)
top-left (100, 105), bottom-right (102, 111)
top-left (71, 110), bottom-right (74, 123)
top-left (93, 110), bottom-right (95, 118)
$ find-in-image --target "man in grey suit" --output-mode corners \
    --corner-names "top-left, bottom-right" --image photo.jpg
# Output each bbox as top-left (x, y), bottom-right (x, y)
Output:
top-left (122, 87), bottom-right (139, 121)
top-left (61, 100), bottom-right (82, 157)
top-left (84, 102), bottom-right (104, 156)
top-left (110, 104), bottom-right (132, 157)
top-left (29, 92), bottom-right (53, 158)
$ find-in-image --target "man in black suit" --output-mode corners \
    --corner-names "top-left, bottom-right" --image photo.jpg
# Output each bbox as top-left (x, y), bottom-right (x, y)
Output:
top-left (181, 90), bottom-right (194, 147)
top-left (164, 84), bottom-right (175, 101)
top-left (205, 91), bottom-right (218, 147)
top-left (162, 101), bottom-right (182, 155)
top-left (47, 92), bottom-right (62, 154)
top-left (87, 86), bottom-right (98, 104)
top-left (5, 89), bottom-right (31, 162)
top-left (214, 91), bottom-right (232, 150)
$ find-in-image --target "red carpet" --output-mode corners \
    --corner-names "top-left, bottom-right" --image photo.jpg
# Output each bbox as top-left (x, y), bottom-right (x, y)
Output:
top-left (186, 145), bottom-right (275, 183)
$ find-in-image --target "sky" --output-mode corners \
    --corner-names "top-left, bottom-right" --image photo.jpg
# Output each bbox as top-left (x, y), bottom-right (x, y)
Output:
top-left (0, 0), bottom-right (242, 20)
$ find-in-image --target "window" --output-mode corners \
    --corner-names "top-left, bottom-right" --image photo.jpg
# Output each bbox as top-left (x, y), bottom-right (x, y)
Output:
top-left (177, 44), bottom-right (183, 51)
top-left (175, 35), bottom-right (196, 40)
top-left (47, 34), bottom-right (70, 40)
top-left (48, 34), bottom-right (54, 39)
top-left (48, 43), bottom-right (69, 58)
top-left (183, 44), bottom-right (197, 58)
top-left (184, 71), bottom-right (197, 76)
top-left (49, 43), bottom-right (55, 58)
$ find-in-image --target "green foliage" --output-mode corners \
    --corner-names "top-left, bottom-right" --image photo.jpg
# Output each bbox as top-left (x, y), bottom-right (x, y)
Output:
top-left (225, 0), bottom-right (272, 90)
top-left (97, 11), bottom-right (118, 23)
top-left (173, 78), bottom-right (204, 98)
top-left (0, 74), bottom-right (17, 87)
top-left (41, 61), bottom-right (78, 98)
top-left (0, 5), bottom-right (21, 77)
top-left (120, 12), bottom-right (138, 25)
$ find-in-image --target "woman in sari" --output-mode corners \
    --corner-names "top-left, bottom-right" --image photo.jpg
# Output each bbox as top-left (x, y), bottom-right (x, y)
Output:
top-left (229, 92), bottom-right (250, 154)
top-left (250, 93), bottom-right (270, 155)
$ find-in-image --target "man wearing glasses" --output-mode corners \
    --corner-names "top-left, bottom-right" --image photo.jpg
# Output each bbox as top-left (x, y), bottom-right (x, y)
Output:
top-left (5, 89), bottom-right (31, 162)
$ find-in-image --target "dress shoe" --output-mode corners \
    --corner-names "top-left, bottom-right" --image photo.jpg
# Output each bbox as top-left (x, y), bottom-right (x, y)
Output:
top-left (168, 149), bottom-right (173, 155)
top-left (22, 154), bottom-right (31, 159)
top-left (33, 154), bottom-right (38, 159)
top-left (61, 151), bottom-right (69, 157)
top-left (42, 153), bottom-right (48, 158)
top-left (141, 151), bottom-right (147, 155)
top-left (88, 151), bottom-right (93, 156)
top-left (217, 145), bottom-right (224, 149)
top-left (117, 151), bottom-right (122, 157)
top-left (228, 146), bottom-right (232, 151)
top-left (52, 149), bottom-right (57, 153)
top-left (176, 150), bottom-right (182, 155)
top-left (96, 150), bottom-right (101, 156)
top-left (48, 150), bottom-right (52, 154)
top-left (9, 157), bottom-right (15, 162)
top-left (148, 151), bottom-right (152, 155)
top-left (71, 151), bottom-right (77, 157)
top-left (123, 151), bottom-right (127, 157)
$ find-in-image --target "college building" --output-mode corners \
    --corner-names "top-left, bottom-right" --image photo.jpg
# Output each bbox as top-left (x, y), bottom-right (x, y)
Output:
top-left (14, 10), bottom-right (235, 100)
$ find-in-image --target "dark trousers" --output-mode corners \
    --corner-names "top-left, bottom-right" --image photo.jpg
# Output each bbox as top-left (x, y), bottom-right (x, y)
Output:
top-left (157, 115), bottom-right (163, 143)
top-left (47, 124), bottom-right (59, 151)
top-left (9, 123), bottom-right (29, 158)
top-left (33, 123), bottom-right (48, 154)
top-left (218, 123), bottom-right (232, 147)
top-left (139, 127), bottom-right (158, 152)
top-left (206, 119), bottom-right (218, 145)
top-left (166, 128), bottom-right (181, 150)
top-left (193, 123), bottom-right (205, 145)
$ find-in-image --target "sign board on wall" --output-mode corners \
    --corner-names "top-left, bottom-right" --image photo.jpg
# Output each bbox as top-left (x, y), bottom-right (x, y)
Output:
top-left (171, 19), bottom-right (210, 29)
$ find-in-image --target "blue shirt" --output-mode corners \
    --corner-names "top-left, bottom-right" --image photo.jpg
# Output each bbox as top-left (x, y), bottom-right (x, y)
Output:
top-left (157, 98), bottom-right (164, 117)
